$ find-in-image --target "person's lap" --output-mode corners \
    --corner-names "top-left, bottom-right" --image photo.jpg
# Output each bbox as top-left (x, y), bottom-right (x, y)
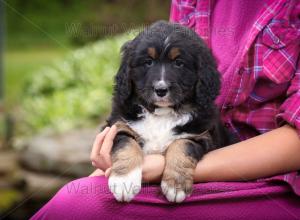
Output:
top-left (31, 176), bottom-right (300, 220)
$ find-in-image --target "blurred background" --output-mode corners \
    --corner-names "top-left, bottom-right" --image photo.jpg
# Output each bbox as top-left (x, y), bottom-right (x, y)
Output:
top-left (0, 0), bottom-right (169, 219)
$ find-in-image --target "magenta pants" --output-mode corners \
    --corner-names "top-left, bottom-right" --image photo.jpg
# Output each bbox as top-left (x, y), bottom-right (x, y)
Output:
top-left (31, 176), bottom-right (300, 220)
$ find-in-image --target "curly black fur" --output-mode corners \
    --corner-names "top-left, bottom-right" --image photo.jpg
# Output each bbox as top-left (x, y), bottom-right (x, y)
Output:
top-left (106, 21), bottom-right (236, 160)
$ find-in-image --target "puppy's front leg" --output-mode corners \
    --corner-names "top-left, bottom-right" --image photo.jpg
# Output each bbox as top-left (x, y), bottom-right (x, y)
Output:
top-left (161, 139), bottom-right (208, 203)
top-left (108, 133), bottom-right (143, 202)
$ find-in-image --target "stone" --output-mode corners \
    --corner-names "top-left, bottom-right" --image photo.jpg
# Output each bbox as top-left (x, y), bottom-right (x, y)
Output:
top-left (0, 151), bottom-right (19, 175)
top-left (19, 128), bottom-right (99, 177)
top-left (21, 170), bottom-right (72, 200)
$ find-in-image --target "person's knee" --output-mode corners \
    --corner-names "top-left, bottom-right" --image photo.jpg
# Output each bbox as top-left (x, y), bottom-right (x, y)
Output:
top-left (43, 177), bottom-right (111, 218)
top-left (59, 176), bottom-right (109, 203)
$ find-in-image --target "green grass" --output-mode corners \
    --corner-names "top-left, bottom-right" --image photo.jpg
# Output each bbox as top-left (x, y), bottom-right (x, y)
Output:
top-left (4, 48), bottom-right (68, 109)
top-left (0, 189), bottom-right (22, 212)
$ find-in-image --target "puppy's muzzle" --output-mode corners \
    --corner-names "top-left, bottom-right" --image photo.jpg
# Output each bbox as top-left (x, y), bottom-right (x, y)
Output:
top-left (154, 81), bottom-right (169, 97)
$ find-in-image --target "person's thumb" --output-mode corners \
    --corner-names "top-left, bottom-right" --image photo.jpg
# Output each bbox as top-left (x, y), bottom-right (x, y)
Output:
top-left (105, 167), bottom-right (112, 177)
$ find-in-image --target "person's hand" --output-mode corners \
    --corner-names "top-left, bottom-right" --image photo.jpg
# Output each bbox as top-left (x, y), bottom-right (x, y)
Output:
top-left (89, 125), bottom-right (118, 176)
top-left (89, 125), bottom-right (165, 182)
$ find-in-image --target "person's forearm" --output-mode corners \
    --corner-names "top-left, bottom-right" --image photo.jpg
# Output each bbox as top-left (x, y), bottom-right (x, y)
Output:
top-left (142, 125), bottom-right (300, 183)
top-left (194, 125), bottom-right (300, 182)
top-left (142, 154), bottom-right (165, 183)
top-left (90, 154), bottom-right (165, 180)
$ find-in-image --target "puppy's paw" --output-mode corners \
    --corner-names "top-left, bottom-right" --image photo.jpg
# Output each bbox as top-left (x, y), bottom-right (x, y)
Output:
top-left (161, 176), bottom-right (193, 203)
top-left (108, 167), bottom-right (142, 202)
top-left (161, 181), bottom-right (187, 203)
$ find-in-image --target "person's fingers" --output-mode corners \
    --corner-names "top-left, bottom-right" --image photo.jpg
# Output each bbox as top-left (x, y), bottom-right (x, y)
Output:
top-left (89, 169), bottom-right (105, 177)
top-left (91, 127), bottom-right (110, 157)
top-left (99, 125), bottom-right (118, 167)
top-left (90, 125), bottom-right (118, 170)
top-left (90, 127), bottom-right (110, 163)
top-left (104, 167), bottom-right (112, 178)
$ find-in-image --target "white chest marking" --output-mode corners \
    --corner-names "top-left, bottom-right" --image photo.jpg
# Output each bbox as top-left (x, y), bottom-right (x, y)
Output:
top-left (128, 108), bottom-right (192, 154)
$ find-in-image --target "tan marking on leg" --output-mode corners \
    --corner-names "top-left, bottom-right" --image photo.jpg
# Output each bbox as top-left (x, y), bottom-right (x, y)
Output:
top-left (114, 121), bottom-right (142, 143)
top-left (147, 47), bottom-right (157, 59)
top-left (168, 47), bottom-right (180, 60)
top-left (111, 137), bottom-right (143, 176)
top-left (161, 139), bottom-right (197, 202)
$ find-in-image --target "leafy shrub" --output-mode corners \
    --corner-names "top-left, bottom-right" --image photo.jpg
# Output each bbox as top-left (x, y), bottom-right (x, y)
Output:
top-left (21, 32), bottom-right (135, 134)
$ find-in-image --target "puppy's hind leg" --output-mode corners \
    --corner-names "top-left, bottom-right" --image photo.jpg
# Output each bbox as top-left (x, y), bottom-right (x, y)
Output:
top-left (108, 133), bottom-right (143, 202)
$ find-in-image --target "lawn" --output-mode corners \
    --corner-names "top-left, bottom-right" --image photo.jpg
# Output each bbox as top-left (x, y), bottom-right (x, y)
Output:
top-left (4, 48), bottom-right (68, 109)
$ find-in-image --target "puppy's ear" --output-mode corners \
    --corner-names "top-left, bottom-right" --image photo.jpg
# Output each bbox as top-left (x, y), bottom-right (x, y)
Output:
top-left (195, 50), bottom-right (221, 109)
top-left (114, 41), bottom-right (133, 105)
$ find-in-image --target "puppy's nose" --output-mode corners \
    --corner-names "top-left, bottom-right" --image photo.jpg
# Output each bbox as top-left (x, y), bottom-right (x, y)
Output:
top-left (154, 81), bottom-right (169, 97)
top-left (155, 88), bottom-right (168, 97)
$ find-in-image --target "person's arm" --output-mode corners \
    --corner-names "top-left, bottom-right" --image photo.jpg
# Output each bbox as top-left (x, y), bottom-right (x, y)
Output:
top-left (142, 125), bottom-right (300, 183)
top-left (90, 125), bottom-right (300, 183)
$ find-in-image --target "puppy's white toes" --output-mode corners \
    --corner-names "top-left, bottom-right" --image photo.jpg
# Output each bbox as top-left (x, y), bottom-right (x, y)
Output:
top-left (108, 167), bottom-right (142, 202)
top-left (161, 181), bottom-right (187, 203)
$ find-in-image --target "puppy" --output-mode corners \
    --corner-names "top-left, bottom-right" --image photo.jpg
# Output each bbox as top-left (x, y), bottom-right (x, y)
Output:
top-left (105, 21), bottom-right (234, 203)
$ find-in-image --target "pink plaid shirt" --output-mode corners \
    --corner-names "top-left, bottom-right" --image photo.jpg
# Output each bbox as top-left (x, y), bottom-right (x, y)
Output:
top-left (170, 0), bottom-right (300, 140)
top-left (170, 0), bottom-right (300, 195)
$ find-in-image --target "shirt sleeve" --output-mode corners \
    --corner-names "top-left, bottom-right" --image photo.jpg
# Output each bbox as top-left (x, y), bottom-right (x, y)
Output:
top-left (276, 59), bottom-right (300, 136)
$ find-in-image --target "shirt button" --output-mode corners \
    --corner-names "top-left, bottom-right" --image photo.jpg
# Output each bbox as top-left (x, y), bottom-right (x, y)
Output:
top-left (274, 37), bottom-right (280, 45)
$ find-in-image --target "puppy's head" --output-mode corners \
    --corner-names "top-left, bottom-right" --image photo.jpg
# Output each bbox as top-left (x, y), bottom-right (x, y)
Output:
top-left (114, 21), bottom-right (220, 111)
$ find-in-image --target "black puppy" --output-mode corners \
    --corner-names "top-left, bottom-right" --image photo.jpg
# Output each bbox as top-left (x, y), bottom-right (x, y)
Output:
top-left (106, 21), bottom-right (233, 203)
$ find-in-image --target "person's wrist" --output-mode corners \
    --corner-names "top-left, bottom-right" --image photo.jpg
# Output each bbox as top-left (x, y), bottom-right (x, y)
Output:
top-left (142, 154), bottom-right (165, 183)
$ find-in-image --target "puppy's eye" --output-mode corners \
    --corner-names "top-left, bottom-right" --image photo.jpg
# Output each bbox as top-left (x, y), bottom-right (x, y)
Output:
top-left (174, 59), bottom-right (184, 68)
top-left (144, 59), bottom-right (154, 67)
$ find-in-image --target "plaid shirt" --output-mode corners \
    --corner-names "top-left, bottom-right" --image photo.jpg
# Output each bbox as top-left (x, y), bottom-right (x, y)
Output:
top-left (170, 0), bottom-right (300, 141)
top-left (170, 0), bottom-right (300, 195)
